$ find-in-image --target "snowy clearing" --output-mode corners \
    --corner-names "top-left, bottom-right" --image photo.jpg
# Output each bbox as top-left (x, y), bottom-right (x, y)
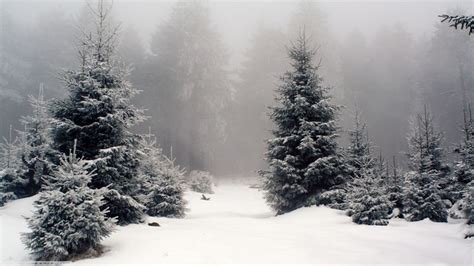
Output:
top-left (1, 183), bottom-right (472, 265)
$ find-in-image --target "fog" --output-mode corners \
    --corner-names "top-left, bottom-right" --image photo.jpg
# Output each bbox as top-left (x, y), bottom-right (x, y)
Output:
top-left (1, 0), bottom-right (473, 176)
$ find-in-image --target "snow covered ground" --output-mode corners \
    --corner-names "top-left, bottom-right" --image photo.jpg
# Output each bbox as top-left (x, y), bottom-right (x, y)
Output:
top-left (1, 182), bottom-right (472, 265)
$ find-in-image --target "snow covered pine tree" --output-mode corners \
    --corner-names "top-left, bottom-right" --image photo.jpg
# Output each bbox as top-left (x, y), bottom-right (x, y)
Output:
top-left (22, 142), bottom-right (115, 261)
top-left (346, 110), bottom-right (373, 178)
top-left (17, 85), bottom-right (56, 196)
top-left (345, 112), bottom-right (392, 225)
top-left (260, 31), bottom-right (347, 214)
top-left (139, 130), bottom-right (186, 218)
top-left (50, 0), bottom-right (146, 225)
top-left (0, 125), bottom-right (20, 205)
top-left (348, 156), bottom-right (393, 225)
top-left (452, 106), bottom-right (474, 237)
top-left (0, 86), bottom-right (55, 204)
top-left (403, 106), bottom-right (448, 222)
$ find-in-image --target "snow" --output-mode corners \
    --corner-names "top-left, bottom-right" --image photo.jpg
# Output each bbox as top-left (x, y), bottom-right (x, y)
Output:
top-left (1, 182), bottom-right (472, 265)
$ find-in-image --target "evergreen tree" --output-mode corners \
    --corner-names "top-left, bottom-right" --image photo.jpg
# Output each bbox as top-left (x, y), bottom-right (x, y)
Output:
top-left (50, 1), bottom-right (145, 224)
top-left (260, 31), bottom-right (347, 214)
top-left (0, 125), bottom-right (21, 205)
top-left (16, 85), bottom-right (56, 197)
top-left (403, 106), bottom-right (448, 222)
top-left (440, 14), bottom-right (474, 35)
top-left (22, 143), bottom-right (115, 261)
top-left (145, 0), bottom-right (230, 171)
top-left (288, 1), bottom-right (339, 91)
top-left (145, 165), bottom-right (187, 218)
top-left (346, 109), bottom-right (372, 177)
top-left (0, 10), bottom-right (31, 139)
top-left (100, 188), bottom-right (145, 226)
top-left (422, 10), bottom-right (474, 148)
top-left (385, 156), bottom-right (404, 217)
top-left (453, 106), bottom-right (474, 198)
top-left (139, 130), bottom-right (186, 218)
top-left (463, 188), bottom-right (473, 238)
top-left (223, 24), bottom-right (287, 174)
top-left (452, 105), bottom-right (474, 237)
top-left (348, 156), bottom-right (392, 225)
top-left (1, 86), bottom-right (56, 204)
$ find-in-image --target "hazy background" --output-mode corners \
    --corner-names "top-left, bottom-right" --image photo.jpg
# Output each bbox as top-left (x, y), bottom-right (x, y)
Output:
top-left (1, 0), bottom-right (472, 176)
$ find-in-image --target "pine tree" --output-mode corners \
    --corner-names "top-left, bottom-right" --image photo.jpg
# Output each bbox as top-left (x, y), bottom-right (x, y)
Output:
top-left (439, 14), bottom-right (474, 35)
top-left (22, 142), bottom-right (115, 261)
top-left (16, 85), bottom-right (56, 197)
top-left (451, 105), bottom-right (474, 237)
top-left (346, 110), bottom-right (373, 178)
top-left (224, 24), bottom-right (287, 174)
top-left (0, 125), bottom-right (19, 170)
top-left (100, 188), bottom-right (145, 226)
top-left (145, 164), bottom-right (187, 218)
top-left (385, 155), bottom-right (404, 217)
top-left (260, 31), bottom-right (347, 214)
top-left (139, 130), bottom-right (186, 218)
top-left (145, 0), bottom-right (230, 171)
top-left (403, 106), bottom-right (448, 222)
top-left (0, 125), bottom-right (23, 205)
top-left (348, 156), bottom-right (392, 225)
top-left (50, 1), bottom-right (145, 224)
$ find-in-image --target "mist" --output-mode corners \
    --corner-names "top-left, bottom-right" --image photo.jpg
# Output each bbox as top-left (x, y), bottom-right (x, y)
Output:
top-left (1, 0), bottom-right (473, 177)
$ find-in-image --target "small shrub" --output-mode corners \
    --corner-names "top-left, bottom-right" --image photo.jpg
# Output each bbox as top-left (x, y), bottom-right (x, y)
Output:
top-left (188, 170), bottom-right (214, 194)
top-left (101, 188), bottom-right (145, 226)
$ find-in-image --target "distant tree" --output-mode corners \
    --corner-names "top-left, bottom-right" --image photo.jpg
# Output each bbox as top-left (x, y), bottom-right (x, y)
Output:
top-left (117, 26), bottom-right (146, 66)
top-left (22, 143), bottom-right (115, 261)
top-left (260, 31), bottom-right (347, 214)
top-left (403, 106), bottom-right (448, 222)
top-left (27, 9), bottom-right (76, 97)
top-left (188, 170), bottom-right (214, 194)
top-left (222, 24), bottom-right (287, 174)
top-left (440, 15), bottom-right (474, 35)
top-left (50, 0), bottom-right (146, 224)
top-left (145, 0), bottom-right (230, 171)
top-left (423, 11), bottom-right (474, 147)
top-left (288, 0), bottom-right (340, 91)
top-left (0, 10), bottom-right (30, 138)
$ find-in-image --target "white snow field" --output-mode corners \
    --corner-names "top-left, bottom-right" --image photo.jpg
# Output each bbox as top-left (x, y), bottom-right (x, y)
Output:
top-left (1, 182), bottom-right (472, 265)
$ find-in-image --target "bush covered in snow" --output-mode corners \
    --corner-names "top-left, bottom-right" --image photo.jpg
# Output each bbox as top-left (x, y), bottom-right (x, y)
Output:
top-left (314, 188), bottom-right (348, 210)
top-left (101, 189), bottom-right (145, 226)
top-left (188, 170), bottom-right (214, 194)
top-left (0, 191), bottom-right (17, 206)
top-left (22, 149), bottom-right (115, 261)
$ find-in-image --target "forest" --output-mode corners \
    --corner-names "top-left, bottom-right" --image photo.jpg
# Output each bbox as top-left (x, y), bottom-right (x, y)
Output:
top-left (0, 0), bottom-right (472, 264)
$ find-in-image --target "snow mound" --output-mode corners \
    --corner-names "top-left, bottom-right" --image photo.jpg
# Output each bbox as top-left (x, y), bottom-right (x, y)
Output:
top-left (0, 184), bottom-right (472, 265)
